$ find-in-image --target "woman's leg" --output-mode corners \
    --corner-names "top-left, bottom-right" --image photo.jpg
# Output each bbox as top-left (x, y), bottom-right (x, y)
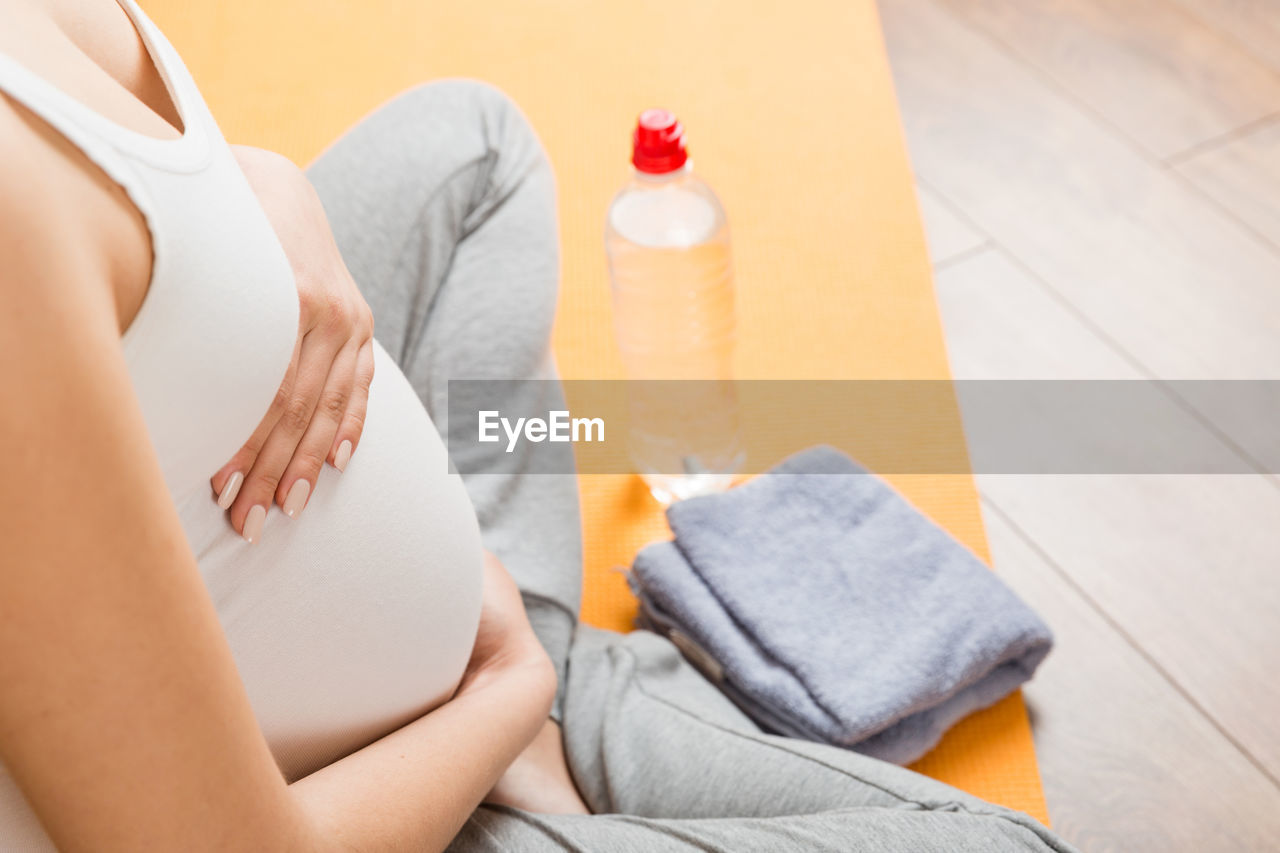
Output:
top-left (305, 79), bottom-right (581, 719)
top-left (446, 626), bottom-right (1074, 852)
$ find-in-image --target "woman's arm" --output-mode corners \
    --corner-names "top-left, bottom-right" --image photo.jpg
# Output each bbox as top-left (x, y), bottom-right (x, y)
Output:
top-left (0, 97), bottom-right (551, 851)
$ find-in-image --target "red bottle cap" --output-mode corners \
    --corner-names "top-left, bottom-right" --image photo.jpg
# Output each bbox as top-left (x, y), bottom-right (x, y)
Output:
top-left (632, 108), bottom-right (688, 174)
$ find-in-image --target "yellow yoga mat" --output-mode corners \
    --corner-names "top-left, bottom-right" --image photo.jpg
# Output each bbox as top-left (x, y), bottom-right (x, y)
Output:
top-left (145, 0), bottom-right (1049, 824)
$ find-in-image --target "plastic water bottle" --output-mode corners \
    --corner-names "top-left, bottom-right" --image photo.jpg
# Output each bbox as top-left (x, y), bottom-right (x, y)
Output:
top-left (605, 109), bottom-right (743, 503)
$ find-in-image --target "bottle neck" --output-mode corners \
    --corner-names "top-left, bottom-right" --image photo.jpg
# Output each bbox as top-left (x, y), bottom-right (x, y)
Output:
top-left (632, 162), bottom-right (693, 184)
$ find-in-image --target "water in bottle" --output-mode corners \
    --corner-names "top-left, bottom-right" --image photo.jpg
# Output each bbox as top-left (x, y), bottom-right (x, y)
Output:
top-left (605, 109), bottom-right (743, 503)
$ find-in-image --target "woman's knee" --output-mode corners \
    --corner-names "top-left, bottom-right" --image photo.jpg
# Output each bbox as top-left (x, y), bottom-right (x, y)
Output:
top-left (410, 78), bottom-right (527, 128)
top-left (311, 77), bottom-right (553, 229)
top-left (401, 79), bottom-right (552, 193)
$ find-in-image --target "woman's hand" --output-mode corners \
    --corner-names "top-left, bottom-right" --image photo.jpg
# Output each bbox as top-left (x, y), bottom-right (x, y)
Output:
top-left (459, 552), bottom-right (558, 700)
top-left (461, 553), bottom-right (584, 814)
top-left (211, 146), bottom-right (375, 543)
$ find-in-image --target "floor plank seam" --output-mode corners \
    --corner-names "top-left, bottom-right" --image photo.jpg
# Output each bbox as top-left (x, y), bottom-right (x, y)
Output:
top-left (931, 241), bottom-right (992, 272)
top-left (1165, 154), bottom-right (1280, 265)
top-left (919, 178), bottom-right (995, 237)
top-left (1162, 110), bottom-right (1280, 168)
top-left (978, 494), bottom-right (1280, 794)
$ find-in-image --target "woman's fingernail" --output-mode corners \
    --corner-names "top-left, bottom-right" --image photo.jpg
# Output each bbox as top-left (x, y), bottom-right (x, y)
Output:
top-left (217, 471), bottom-right (244, 510)
top-left (283, 479), bottom-right (311, 518)
top-left (334, 440), bottom-right (353, 472)
top-left (243, 505), bottom-right (266, 544)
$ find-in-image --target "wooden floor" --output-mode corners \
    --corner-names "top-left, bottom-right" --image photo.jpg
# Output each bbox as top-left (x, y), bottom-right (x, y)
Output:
top-left (877, 0), bottom-right (1280, 849)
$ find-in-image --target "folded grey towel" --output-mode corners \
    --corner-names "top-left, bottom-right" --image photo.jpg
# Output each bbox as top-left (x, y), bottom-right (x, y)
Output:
top-left (628, 446), bottom-right (1053, 765)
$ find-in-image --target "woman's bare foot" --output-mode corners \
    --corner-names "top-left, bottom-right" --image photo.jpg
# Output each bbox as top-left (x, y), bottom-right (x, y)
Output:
top-left (486, 718), bottom-right (591, 814)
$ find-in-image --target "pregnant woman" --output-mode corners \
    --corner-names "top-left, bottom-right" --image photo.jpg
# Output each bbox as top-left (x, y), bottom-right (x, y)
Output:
top-left (0, 1), bottom-right (1073, 849)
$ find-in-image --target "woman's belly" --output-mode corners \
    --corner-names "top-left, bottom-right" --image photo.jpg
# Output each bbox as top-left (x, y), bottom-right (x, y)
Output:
top-left (174, 340), bottom-right (484, 781)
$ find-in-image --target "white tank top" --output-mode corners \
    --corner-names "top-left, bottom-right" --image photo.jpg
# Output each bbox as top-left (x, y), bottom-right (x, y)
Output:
top-left (0, 2), bottom-right (483, 847)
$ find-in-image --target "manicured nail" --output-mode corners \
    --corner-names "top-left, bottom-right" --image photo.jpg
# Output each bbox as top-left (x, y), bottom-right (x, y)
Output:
top-left (283, 479), bottom-right (311, 518)
top-left (243, 505), bottom-right (266, 544)
top-left (334, 440), bottom-right (353, 472)
top-left (217, 471), bottom-right (244, 509)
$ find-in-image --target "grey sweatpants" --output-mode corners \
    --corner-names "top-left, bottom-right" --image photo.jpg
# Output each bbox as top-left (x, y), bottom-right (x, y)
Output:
top-left (307, 80), bottom-right (1074, 853)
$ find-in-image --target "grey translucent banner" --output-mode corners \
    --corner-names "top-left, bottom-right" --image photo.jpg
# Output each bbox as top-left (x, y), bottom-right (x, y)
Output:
top-left (444, 379), bottom-right (1279, 475)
